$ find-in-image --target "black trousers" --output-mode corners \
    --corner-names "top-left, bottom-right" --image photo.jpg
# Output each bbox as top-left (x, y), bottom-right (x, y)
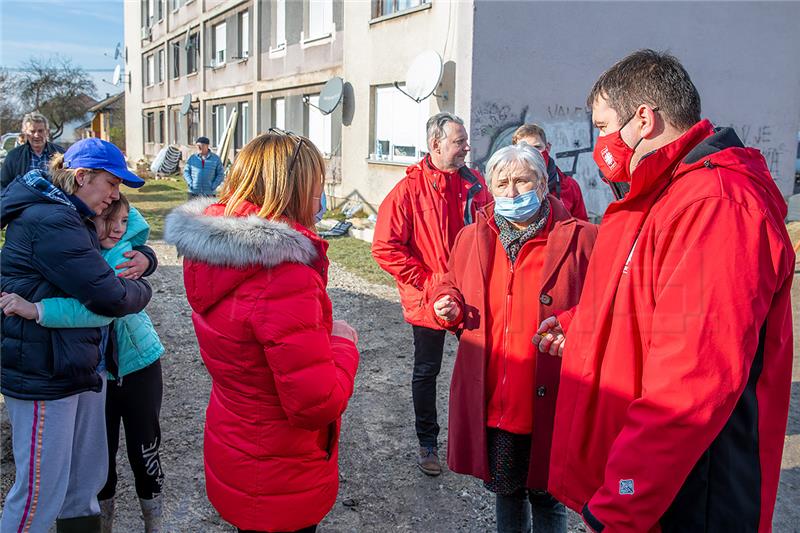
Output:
top-left (98, 359), bottom-right (164, 500)
top-left (238, 526), bottom-right (317, 533)
top-left (411, 325), bottom-right (447, 448)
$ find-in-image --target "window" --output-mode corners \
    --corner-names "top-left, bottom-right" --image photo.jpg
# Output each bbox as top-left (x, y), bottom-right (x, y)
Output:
top-left (213, 22), bottom-right (226, 65)
top-left (213, 104), bottom-right (227, 147)
top-left (156, 48), bottom-right (165, 83)
top-left (170, 0), bottom-right (180, 11)
top-left (145, 54), bottom-right (154, 86)
top-left (373, 0), bottom-right (428, 18)
top-left (147, 0), bottom-right (154, 26)
top-left (144, 112), bottom-right (155, 142)
top-left (186, 32), bottom-right (199, 74)
top-left (308, 0), bottom-right (333, 39)
top-left (172, 43), bottom-right (180, 79)
top-left (157, 110), bottom-right (165, 143)
top-left (372, 85), bottom-right (428, 163)
top-left (189, 107), bottom-right (199, 145)
top-left (271, 98), bottom-right (285, 129)
top-left (306, 94), bottom-right (332, 156)
top-left (170, 107), bottom-right (180, 144)
top-left (239, 11), bottom-right (250, 58)
top-left (240, 101), bottom-right (250, 147)
top-left (157, 0), bottom-right (164, 21)
top-left (274, 0), bottom-right (286, 48)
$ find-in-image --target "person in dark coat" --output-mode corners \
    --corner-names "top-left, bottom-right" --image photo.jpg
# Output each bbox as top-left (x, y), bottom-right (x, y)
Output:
top-left (0, 138), bottom-right (153, 533)
top-left (0, 112), bottom-right (65, 191)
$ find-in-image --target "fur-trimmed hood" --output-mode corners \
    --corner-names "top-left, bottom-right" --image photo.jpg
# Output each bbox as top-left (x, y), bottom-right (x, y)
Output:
top-left (164, 198), bottom-right (325, 313)
top-left (164, 198), bottom-right (318, 268)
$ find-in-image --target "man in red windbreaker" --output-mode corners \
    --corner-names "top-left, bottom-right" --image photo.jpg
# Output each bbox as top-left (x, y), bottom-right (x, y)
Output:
top-left (535, 50), bottom-right (794, 532)
top-left (512, 123), bottom-right (589, 221)
top-left (372, 112), bottom-right (491, 476)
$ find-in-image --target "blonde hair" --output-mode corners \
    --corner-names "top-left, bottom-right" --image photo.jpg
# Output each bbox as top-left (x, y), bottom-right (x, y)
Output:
top-left (48, 153), bottom-right (97, 194)
top-left (511, 124), bottom-right (547, 146)
top-left (218, 133), bottom-right (325, 228)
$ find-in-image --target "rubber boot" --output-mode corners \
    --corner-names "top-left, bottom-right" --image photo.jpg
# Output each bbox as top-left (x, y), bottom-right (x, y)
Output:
top-left (56, 514), bottom-right (102, 533)
top-left (99, 497), bottom-right (114, 533)
top-left (139, 494), bottom-right (163, 533)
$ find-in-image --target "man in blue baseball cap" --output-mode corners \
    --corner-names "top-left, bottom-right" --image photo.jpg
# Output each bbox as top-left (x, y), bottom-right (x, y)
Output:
top-left (183, 136), bottom-right (225, 199)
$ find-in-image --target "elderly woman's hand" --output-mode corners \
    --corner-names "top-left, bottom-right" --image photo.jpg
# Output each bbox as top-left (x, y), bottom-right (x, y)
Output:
top-left (116, 250), bottom-right (148, 279)
top-left (433, 295), bottom-right (461, 323)
top-left (532, 316), bottom-right (566, 357)
top-left (0, 292), bottom-right (39, 321)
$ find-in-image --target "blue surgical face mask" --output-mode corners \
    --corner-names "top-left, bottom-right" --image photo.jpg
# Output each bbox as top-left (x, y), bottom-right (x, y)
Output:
top-left (314, 193), bottom-right (327, 223)
top-left (493, 189), bottom-right (541, 222)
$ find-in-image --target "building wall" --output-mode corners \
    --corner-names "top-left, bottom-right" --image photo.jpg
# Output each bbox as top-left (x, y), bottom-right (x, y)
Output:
top-left (123, 0), bottom-right (144, 160)
top-left (339, 0), bottom-right (472, 211)
top-left (470, 1), bottom-right (800, 219)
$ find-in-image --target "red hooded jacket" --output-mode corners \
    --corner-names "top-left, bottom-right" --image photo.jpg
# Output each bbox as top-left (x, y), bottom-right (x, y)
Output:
top-left (431, 199), bottom-right (596, 489)
top-left (548, 121), bottom-right (794, 532)
top-left (164, 199), bottom-right (359, 532)
top-left (372, 156), bottom-right (492, 328)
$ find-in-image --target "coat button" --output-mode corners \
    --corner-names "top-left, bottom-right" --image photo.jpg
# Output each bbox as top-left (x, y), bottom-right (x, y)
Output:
top-left (539, 294), bottom-right (552, 306)
top-left (537, 386), bottom-right (546, 397)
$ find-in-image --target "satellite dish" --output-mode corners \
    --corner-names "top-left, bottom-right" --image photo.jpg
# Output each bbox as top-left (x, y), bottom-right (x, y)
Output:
top-left (180, 93), bottom-right (192, 116)
top-left (399, 50), bottom-right (443, 103)
top-left (114, 42), bottom-right (122, 60)
top-left (111, 65), bottom-right (121, 86)
top-left (318, 77), bottom-right (344, 115)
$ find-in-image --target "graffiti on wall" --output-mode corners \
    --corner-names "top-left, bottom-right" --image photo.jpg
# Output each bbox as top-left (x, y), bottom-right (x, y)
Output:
top-left (472, 101), bottom-right (615, 220)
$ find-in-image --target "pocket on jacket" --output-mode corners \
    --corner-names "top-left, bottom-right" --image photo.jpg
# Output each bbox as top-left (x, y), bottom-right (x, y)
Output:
top-left (317, 421), bottom-right (340, 460)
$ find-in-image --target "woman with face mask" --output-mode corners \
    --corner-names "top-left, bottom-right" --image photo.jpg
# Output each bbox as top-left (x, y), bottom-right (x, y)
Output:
top-left (164, 132), bottom-right (359, 533)
top-left (430, 143), bottom-right (597, 533)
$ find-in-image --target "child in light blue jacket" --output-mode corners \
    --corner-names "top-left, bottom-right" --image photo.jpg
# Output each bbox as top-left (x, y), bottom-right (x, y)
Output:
top-left (34, 194), bottom-right (165, 533)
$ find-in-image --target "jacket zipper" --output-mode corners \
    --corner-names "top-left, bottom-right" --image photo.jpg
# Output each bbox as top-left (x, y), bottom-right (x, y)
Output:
top-left (499, 261), bottom-right (514, 428)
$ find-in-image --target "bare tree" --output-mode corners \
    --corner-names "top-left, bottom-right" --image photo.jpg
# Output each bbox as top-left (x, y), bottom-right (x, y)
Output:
top-left (14, 57), bottom-right (97, 140)
top-left (0, 69), bottom-right (22, 135)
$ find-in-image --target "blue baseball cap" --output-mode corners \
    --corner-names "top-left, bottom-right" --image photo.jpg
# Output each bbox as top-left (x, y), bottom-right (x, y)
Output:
top-left (63, 138), bottom-right (145, 189)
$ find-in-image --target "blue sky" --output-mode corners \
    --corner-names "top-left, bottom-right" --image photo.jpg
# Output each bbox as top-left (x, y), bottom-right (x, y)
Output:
top-left (0, 0), bottom-right (124, 89)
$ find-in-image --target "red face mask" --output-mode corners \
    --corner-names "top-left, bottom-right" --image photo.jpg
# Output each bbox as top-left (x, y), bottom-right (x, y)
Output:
top-left (592, 108), bottom-right (657, 183)
top-left (540, 148), bottom-right (551, 168)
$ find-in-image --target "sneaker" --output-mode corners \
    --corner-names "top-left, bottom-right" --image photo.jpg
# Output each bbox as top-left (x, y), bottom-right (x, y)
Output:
top-left (417, 446), bottom-right (442, 476)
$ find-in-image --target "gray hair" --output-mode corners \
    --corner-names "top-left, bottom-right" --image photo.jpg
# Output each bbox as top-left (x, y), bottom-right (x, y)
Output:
top-left (426, 112), bottom-right (464, 151)
top-left (22, 112), bottom-right (49, 131)
top-left (485, 142), bottom-right (547, 187)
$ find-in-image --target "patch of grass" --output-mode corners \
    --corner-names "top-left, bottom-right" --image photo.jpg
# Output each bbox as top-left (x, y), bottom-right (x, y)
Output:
top-left (123, 179), bottom-right (187, 240)
top-left (325, 236), bottom-right (394, 287)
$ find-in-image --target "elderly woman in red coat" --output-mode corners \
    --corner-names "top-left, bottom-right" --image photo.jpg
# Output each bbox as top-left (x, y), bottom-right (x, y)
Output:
top-left (430, 143), bottom-right (596, 533)
top-left (165, 133), bottom-right (359, 533)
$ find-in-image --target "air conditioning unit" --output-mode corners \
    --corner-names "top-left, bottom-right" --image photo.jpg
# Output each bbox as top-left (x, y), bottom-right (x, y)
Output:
top-left (141, 26), bottom-right (152, 40)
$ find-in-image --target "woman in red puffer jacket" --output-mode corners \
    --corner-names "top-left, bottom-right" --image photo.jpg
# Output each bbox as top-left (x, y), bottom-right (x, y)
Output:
top-left (165, 133), bottom-right (360, 533)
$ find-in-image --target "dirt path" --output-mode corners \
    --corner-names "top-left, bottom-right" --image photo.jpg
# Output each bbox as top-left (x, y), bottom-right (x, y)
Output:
top-left (2, 241), bottom-right (798, 532)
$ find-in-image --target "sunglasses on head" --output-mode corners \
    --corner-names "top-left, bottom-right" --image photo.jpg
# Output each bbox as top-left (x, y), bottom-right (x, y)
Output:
top-left (268, 127), bottom-right (305, 180)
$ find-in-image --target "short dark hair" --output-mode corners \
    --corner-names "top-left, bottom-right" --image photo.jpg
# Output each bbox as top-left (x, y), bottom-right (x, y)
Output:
top-left (587, 49), bottom-right (701, 131)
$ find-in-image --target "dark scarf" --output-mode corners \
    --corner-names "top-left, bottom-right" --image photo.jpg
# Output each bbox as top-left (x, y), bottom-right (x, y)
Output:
top-left (494, 197), bottom-right (551, 264)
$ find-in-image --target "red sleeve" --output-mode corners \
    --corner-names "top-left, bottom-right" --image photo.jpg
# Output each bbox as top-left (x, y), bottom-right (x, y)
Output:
top-left (428, 227), bottom-right (469, 330)
top-left (250, 266), bottom-right (359, 431)
top-left (371, 182), bottom-right (431, 290)
top-left (585, 198), bottom-right (790, 532)
top-left (555, 306), bottom-right (577, 333)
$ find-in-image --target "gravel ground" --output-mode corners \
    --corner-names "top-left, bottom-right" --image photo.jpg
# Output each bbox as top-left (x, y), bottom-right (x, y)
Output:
top-left (1, 241), bottom-right (798, 532)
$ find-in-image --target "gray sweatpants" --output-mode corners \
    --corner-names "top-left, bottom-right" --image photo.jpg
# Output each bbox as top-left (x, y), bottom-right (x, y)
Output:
top-left (0, 376), bottom-right (108, 533)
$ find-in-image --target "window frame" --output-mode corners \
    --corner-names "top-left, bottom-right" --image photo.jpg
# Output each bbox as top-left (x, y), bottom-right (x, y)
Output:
top-left (213, 22), bottom-right (227, 66)
top-left (156, 48), bottom-right (165, 84)
top-left (306, 0), bottom-right (334, 41)
top-left (186, 31), bottom-right (199, 74)
top-left (371, 83), bottom-right (429, 164)
top-left (305, 93), bottom-right (332, 157)
top-left (171, 42), bottom-right (180, 79)
top-left (271, 97), bottom-right (286, 129)
top-left (213, 104), bottom-right (228, 148)
top-left (370, 0), bottom-right (431, 23)
top-left (145, 54), bottom-right (155, 87)
top-left (239, 11), bottom-right (250, 59)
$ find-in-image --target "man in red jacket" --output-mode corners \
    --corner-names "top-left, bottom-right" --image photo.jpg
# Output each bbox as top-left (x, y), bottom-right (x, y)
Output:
top-left (535, 49), bottom-right (794, 532)
top-left (512, 124), bottom-right (589, 220)
top-left (372, 112), bottom-right (491, 476)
